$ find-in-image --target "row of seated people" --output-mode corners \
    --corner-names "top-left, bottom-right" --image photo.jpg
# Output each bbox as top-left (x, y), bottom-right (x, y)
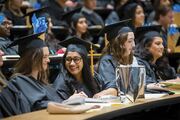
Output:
top-left (0, 0), bottom-right (179, 48)
top-left (0, 0), bottom-right (179, 75)
top-left (0, 18), bottom-right (179, 118)
top-left (0, 16), bottom-right (179, 81)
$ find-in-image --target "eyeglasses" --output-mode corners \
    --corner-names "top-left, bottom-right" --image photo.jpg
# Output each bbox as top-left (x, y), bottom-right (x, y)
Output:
top-left (65, 57), bottom-right (82, 64)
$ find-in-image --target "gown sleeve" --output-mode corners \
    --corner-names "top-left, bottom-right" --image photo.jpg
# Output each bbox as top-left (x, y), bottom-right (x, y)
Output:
top-left (98, 55), bottom-right (117, 82)
top-left (94, 72), bottom-right (117, 91)
top-left (53, 72), bottom-right (74, 100)
top-left (10, 75), bottom-right (62, 111)
top-left (0, 81), bottom-right (31, 118)
top-left (136, 58), bottom-right (157, 84)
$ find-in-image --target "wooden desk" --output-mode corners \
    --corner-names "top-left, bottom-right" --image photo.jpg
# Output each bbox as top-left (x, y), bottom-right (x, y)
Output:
top-left (2, 54), bottom-right (101, 65)
top-left (4, 94), bottom-right (180, 120)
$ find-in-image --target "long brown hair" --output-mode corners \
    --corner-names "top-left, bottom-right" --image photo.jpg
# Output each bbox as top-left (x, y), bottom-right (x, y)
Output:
top-left (13, 48), bottom-right (49, 84)
top-left (102, 32), bottom-right (133, 65)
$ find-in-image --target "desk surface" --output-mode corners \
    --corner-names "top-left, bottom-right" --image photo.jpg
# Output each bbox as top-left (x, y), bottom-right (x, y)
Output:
top-left (4, 94), bottom-right (180, 120)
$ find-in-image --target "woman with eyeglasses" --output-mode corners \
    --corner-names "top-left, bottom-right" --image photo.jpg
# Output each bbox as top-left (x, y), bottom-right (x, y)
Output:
top-left (7, 33), bottom-right (87, 113)
top-left (53, 36), bottom-right (117, 100)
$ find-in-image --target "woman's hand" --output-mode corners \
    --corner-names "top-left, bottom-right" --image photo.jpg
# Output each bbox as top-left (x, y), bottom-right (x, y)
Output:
top-left (93, 88), bottom-right (118, 98)
top-left (68, 91), bottom-right (88, 100)
top-left (93, 92), bottom-right (105, 99)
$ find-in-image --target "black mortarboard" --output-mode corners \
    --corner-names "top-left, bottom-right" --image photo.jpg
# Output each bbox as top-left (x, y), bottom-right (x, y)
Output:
top-left (98, 19), bottom-right (132, 42)
top-left (117, 1), bottom-right (137, 19)
top-left (94, 8), bottom-right (112, 20)
top-left (10, 25), bottom-right (31, 36)
top-left (59, 36), bottom-right (98, 55)
top-left (135, 25), bottom-right (162, 44)
top-left (24, 6), bottom-right (49, 25)
top-left (7, 32), bottom-right (47, 56)
top-left (51, 26), bottom-right (69, 41)
top-left (88, 25), bottom-right (102, 36)
top-left (61, 7), bottom-right (82, 26)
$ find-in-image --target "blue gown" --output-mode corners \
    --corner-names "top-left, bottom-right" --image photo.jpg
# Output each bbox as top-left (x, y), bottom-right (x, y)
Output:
top-left (53, 67), bottom-right (117, 100)
top-left (0, 37), bottom-right (18, 55)
top-left (9, 75), bottom-right (63, 111)
top-left (97, 54), bottom-right (138, 93)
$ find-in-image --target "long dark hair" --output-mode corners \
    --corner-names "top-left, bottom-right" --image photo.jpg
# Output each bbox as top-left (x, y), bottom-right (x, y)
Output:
top-left (62, 45), bottom-right (99, 95)
top-left (13, 47), bottom-right (49, 84)
top-left (134, 37), bottom-right (154, 63)
top-left (102, 32), bottom-right (133, 65)
top-left (71, 13), bottom-right (92, 41)
top-left (122, 3), bottom-right (144, 30)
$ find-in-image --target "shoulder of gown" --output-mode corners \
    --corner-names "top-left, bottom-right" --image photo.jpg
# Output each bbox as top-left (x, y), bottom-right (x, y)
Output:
top-left (98, 54), bottom-right (118, 81)
top-left (0, 80), bottom-right (31, 118)
top-left (10, 74), bottom-right (62, 111)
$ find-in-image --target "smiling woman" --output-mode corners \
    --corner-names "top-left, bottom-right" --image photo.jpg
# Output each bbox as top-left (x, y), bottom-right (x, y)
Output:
top-left (7, 32), bottom-right (65, 112)
top-left (0, 12), bottom-right (18, 55)
top-left (53, 36), bottom-right (117, 100)
top-left (134, 25), bottom-right (178, 91)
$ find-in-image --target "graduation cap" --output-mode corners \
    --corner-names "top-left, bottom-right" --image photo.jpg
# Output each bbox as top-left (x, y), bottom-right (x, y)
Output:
top-left (7, 32), bottom-right (47, 56)
top-left (59, 36), bottom-right (98, 76)
top-left (11, 25), bottom-right (31, 35)
top-left (135, 25), bottom-right (162, 44)
top-left (24, 7), bottom-right (49, 35)
top-left (59, 36), bottom-right (98, 54)
top-left (98, 19), bottom-right (132, 42)
top-left (51, 26), bottom-right (69, 41)
top-left (61, 7), bottom-right (82, 26)
top-left (24, 6), bottom-right (49, 26)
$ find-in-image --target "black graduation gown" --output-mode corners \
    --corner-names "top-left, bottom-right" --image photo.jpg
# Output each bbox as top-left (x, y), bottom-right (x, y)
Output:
top-left (136, 57), bottom-right (157, 84)
top-left (53, 68), bottom-right (116, 100)
top-left (0, 37), bottom-right (18, 55)
top-left (105, 11), bottom-right (120, 25)
top-left (10, 75), bottom-right (63, 111)
top-left (98, 54), bottom-right (139, 93)
top-left (0, 82), bottom-right (31, 118)
top-left (98, 54), bottom-right (118, 83)
top-left (81, 8), bottom-right (104, 26)
top-left (45, 0), bottom-right (67, 26)
top-left (3, 10), bottom-right (26, 26)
